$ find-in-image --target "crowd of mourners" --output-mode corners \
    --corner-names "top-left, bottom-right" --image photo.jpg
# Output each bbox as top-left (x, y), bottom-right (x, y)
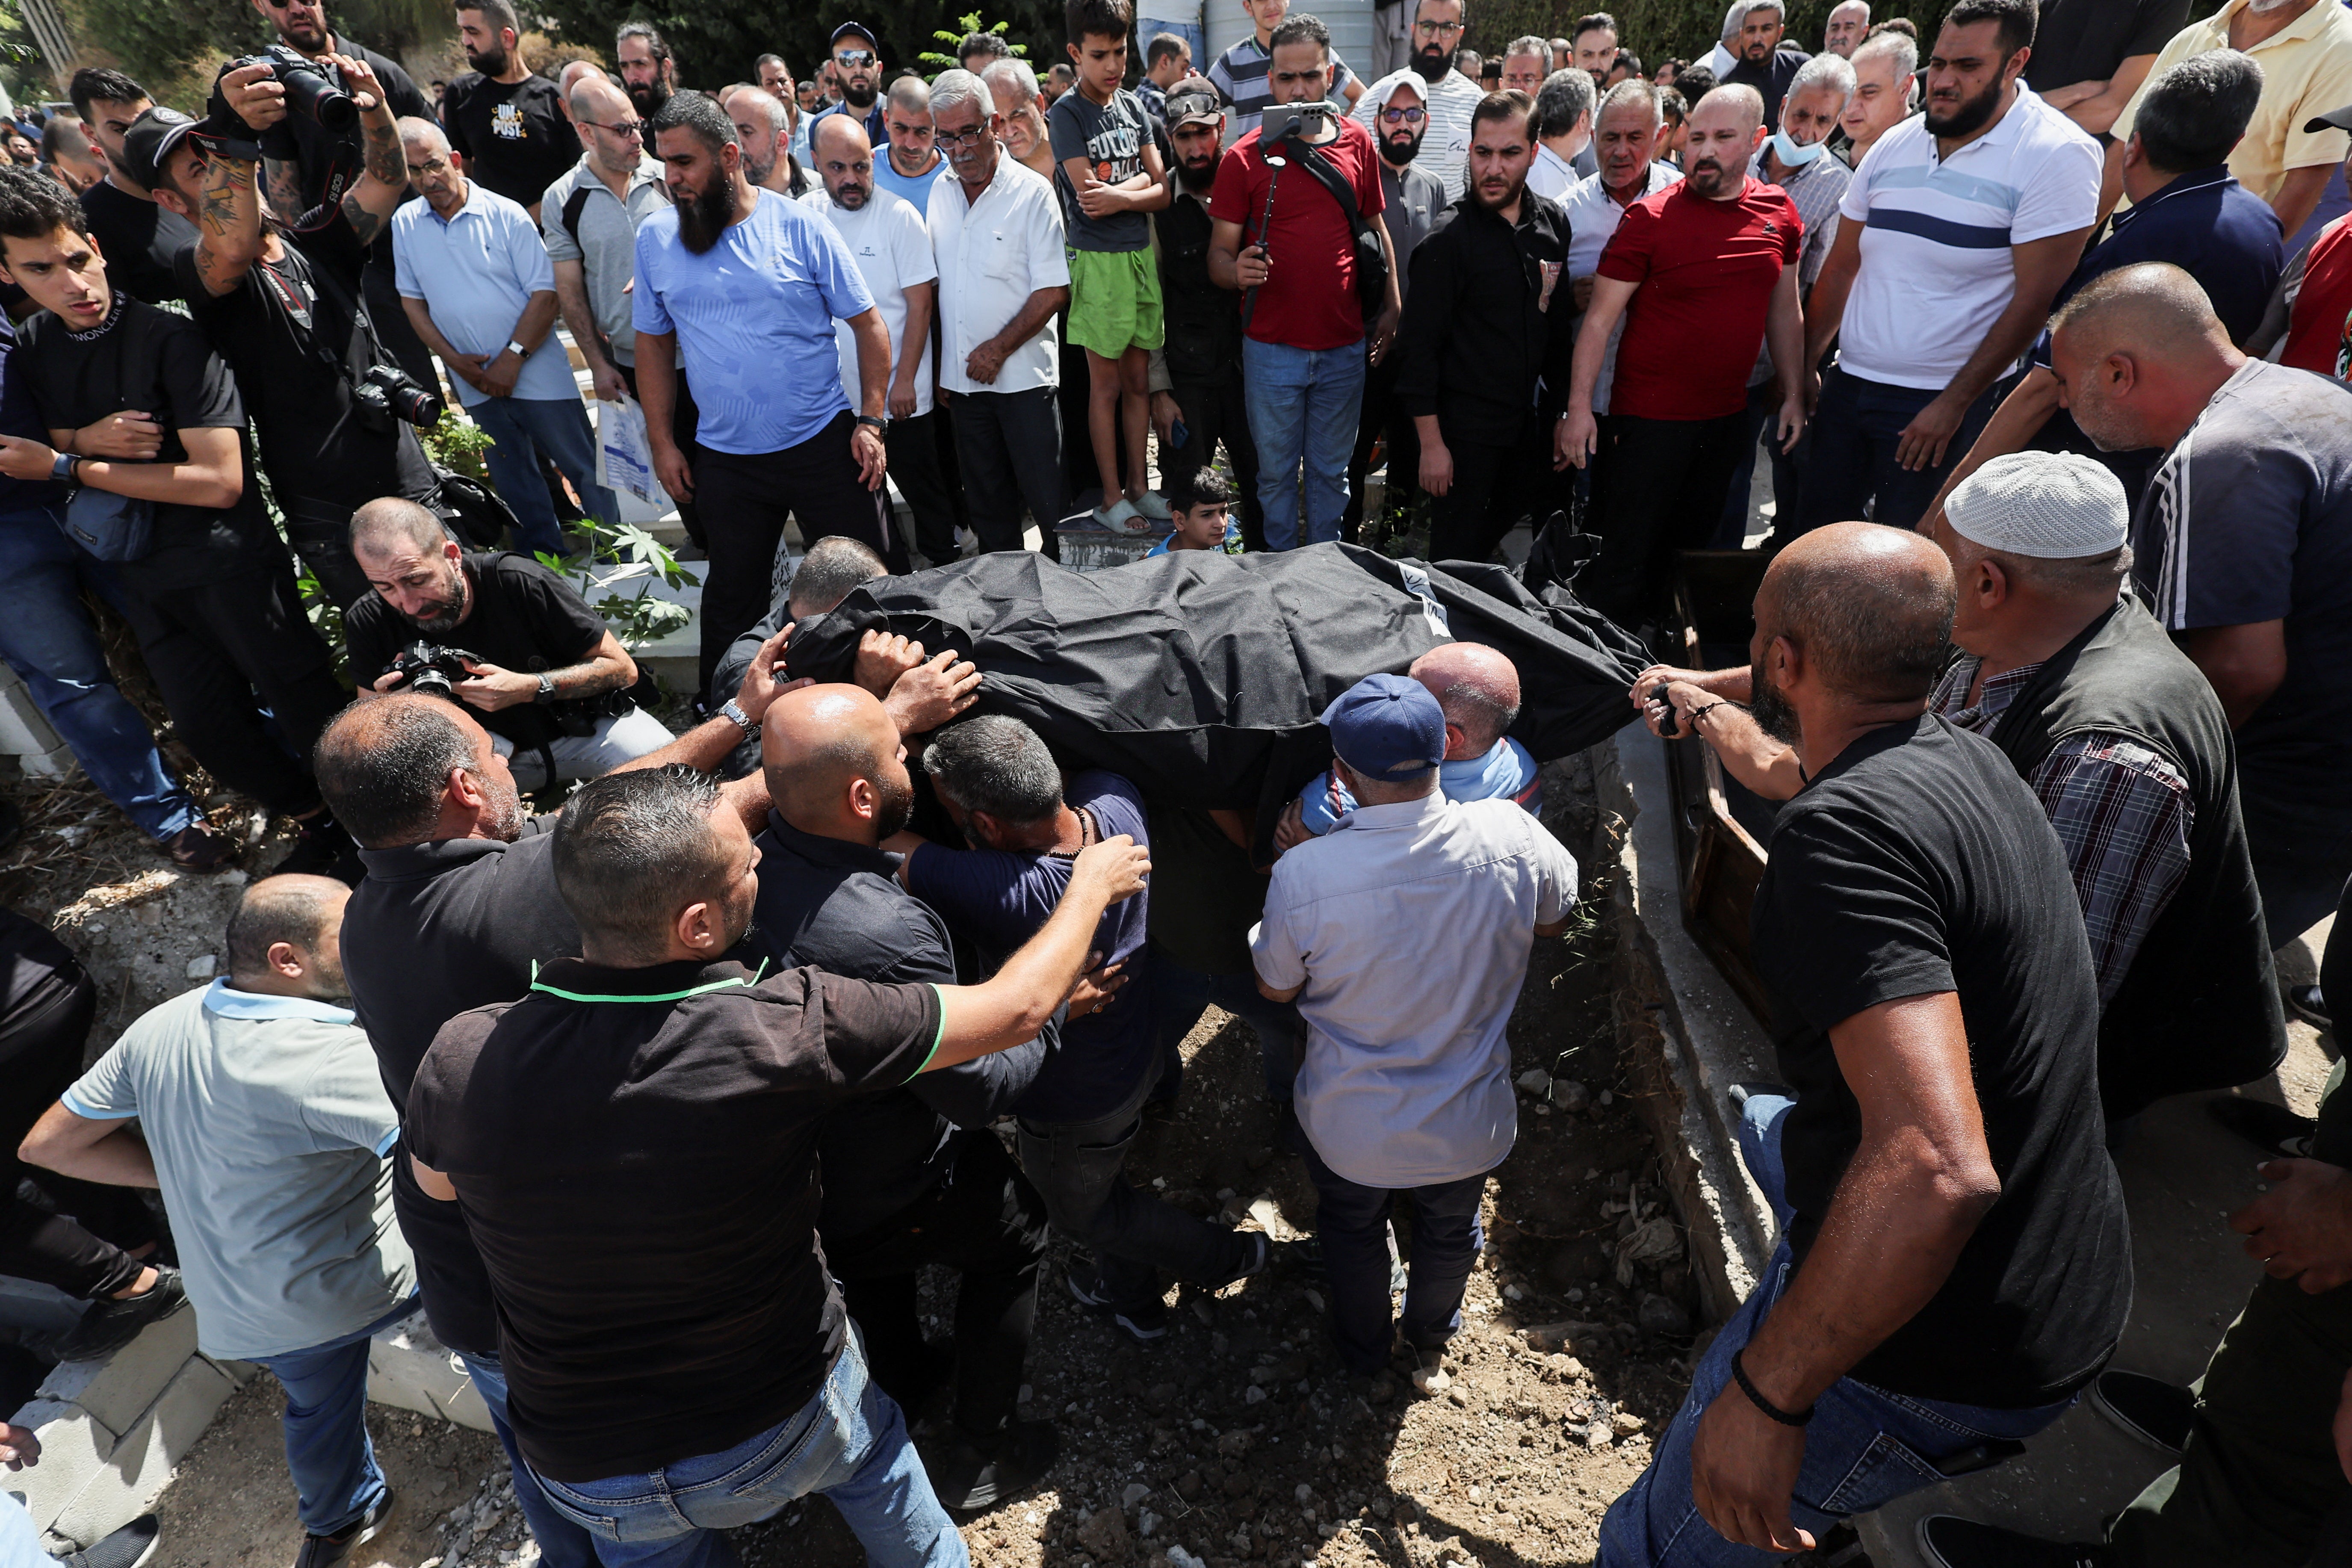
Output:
top-left (0, 0), bottom-right (2350, 1565)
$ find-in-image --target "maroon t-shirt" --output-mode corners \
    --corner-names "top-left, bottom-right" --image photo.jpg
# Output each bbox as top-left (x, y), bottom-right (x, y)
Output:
top-left (1208, 117), bottom-right (1386, 352)
top-left (1596, 176), bottom-right (1802, 422)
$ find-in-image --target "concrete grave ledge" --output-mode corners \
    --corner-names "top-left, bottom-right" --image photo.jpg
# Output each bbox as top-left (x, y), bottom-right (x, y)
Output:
top-left (9, 1302), bottom-right (489, 1551)
top-left (1600, 727), bottom-right (1777, 1324)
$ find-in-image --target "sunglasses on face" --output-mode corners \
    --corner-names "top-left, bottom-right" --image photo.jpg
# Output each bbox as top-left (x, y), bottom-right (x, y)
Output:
top-left (835, 50), bottom-right (877, 67)
top-left (582, 119), bottom-right (646, 138)
top-left (1380, 106), bottom-right (1426, 124)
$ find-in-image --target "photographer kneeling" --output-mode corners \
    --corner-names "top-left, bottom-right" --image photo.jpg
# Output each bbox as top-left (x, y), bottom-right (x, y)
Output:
top-left (344, 498), bottom-right (668, 788)
top-left (133, 53), bottom-right (442, 611)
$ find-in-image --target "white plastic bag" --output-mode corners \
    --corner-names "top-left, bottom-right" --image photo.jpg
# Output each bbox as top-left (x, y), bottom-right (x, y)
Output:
top-left (594, 396), bottom-right (657, 503)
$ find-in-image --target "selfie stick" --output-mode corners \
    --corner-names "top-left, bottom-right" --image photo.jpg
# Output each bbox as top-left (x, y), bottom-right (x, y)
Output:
top-left (1242, 139), bottom-right (1287, 334)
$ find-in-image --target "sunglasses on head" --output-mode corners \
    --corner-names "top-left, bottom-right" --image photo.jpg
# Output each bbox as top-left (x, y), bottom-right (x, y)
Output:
top-left (835, 49), bottom-right (877, 67)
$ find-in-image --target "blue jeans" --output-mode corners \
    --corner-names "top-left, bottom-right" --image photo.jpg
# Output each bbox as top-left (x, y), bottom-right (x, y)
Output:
top-left (1138, 15), bottom-right (1205, 63)
top-left (0, 509), bottom-right (192, 841)
top-left (1242, 337), bottom-right (1367, 549)
top-left (1599, 1100), bottom-right (2071, 1565)
top-left (250, 1296), bottom-right (421, 1536)
top-left (1299, 1139), bottom-right (1488, 1375)
top-left (1792, 367), bottom-right (1998, 534)
top-left (458, 1352), bottom-right (598, 1568)
top-left (528, 1328), bottom-right (965, 1568)
top-left (470, 396), bottom-right (621, 556)
top-left (1150, 945), bottom-right (1302, 1105)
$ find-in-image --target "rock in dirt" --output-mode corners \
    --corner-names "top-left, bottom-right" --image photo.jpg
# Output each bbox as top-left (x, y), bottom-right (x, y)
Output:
top-left (1553, 1078), bottom-right (1591, 1112)
top-left (1515, 1068), bottom-right (1552, 1097)
top-left (1638, 1293), bottom-right (1693, 1337)
top-left (1079, 1506), bottom-right (1133, 1559)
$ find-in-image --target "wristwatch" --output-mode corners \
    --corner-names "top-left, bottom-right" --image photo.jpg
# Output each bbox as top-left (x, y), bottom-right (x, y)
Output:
top-left (505, 339), bottom-right (530, 360)
top-left (855, 413), bottom-right (889, 432)
top-left (719, 697), bottom-right (759, 739)
top-left (48, 452), bottom-right (79, 485)
top-left (535, 672), bottom-right (556, 703)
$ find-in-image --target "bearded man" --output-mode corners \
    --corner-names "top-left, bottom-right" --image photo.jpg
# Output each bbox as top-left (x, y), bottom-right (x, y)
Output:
top-left (632, 90), bottom-right (904, 697)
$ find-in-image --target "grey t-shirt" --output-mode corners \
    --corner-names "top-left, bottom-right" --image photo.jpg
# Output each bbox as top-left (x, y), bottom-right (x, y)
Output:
top-left (540, 154), bottom-right (671, 368)
top-left (2132, 359), bottom-right (2352, 811)
top-left (1048, 86), bottom-right (1153, 253)
top-left (65, 982), bottom-right (413, 1360)
top-left (1379, 159), bottom-right (1446, 306)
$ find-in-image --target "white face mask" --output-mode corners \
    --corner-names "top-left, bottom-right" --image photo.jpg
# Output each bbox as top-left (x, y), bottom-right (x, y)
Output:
top-left (1771, 129), bottom-right (1829, 165)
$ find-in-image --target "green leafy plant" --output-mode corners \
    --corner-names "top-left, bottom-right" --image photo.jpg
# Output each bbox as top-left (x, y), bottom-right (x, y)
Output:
top-left (535, 519), bottom-right (701, 652)
top-left (419, 408), bottom-right (495, 480)
top-left (921, 10), bottom-right (1028, 71)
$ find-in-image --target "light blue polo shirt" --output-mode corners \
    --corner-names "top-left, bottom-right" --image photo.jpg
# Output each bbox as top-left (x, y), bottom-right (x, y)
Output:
top-left (392, 184), bottom-right (577, 407)
top-left (632, 186), bottom-right (876, 455)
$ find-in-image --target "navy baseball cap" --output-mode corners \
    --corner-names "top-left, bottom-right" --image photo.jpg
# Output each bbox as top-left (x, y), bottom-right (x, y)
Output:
top-left (1321, 673), bottom-right (1445, 780)
top-left (830, 21), bottom-right (879, 48)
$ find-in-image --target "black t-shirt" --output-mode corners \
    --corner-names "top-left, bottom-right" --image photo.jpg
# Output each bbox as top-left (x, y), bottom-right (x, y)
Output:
top-left (405, 956), bottom-right (943, 1480)
top-left (0, 907), bottom-right (86, 1069)
top-left (1748, 715), bottom-right (2130, 1408)
top-left (280, 39), bottom-right (433, 287)
top-left (443, 74), bottom-right (578, 211)
top-left (1143, 805), bottom-right (1268, 976)
top-left (2024, 0), bottom-right (2191, 93)
top-left (1723, 47), bottom-right (1812, 125)
top-left (80, 181), bottom-right (195, 305)
top-left (16, 299), bottom-right (282, 593)
top-left (176, 216), bottom-right (435, 514)
top-left (343, 551), bottom-right (608, 748)
top-left (342, 814), bottom-right (574, 1355)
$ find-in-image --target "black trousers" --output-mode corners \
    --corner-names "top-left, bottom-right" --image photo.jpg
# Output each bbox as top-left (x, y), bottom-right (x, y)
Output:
top-left (0, 959), bottom-right (152, 1299)
top-left (1583, 409), bottom-right (1752, 627)
top-left (1344, 349), bottom-right (1417, 546)
top-left (824, 1130), bottom-right (1049, 1450)
top-left (1425, 409), bottom-right (1563, 566)
top-left (692, 413), bottom-right (910, 694)
top-left (617, 360), bottom-right (706, 550)
top-left (1160, 365), bottom-right (1264, 552)
top-left (116, 564), bottom-right (347, 816)
top-left (886, 410), bottom-right (962, 567)
top-left (363, 256), bottom-right (439, 393)
top-left (948, 387), bottom-right (1066, 555)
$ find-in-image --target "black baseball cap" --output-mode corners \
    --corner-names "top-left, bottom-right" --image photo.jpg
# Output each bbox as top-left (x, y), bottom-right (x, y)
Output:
top-left (830, 21), bottom-right (879, 49)
top-left (121, 106), bottom-right (201, 195)
top-left (2308, 104), bottom-right (2352, 134)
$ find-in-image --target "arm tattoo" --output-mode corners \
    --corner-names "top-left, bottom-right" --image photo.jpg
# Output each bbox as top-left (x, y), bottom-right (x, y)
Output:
top-left (262, 157), bottom-right (306, 223)
top-left (198, 155), bottom-right (253, 236)
top-left (360, 109), bottom-right (404, 190)
top-left (340, 189), bottom-right (383, 246)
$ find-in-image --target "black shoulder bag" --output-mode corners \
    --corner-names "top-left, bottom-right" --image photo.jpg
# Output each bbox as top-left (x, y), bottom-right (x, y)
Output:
top-left (1283, 133), bottom-right (1390, 333)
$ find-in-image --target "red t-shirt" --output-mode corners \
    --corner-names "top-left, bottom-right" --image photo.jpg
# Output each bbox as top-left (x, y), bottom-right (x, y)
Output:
top-left (1207, 117), bottom-right (1386, 352)
top-left (1596, 176), bottom-right (1802, 422)
top-left (2284, 216), bottom-right (2352, 378)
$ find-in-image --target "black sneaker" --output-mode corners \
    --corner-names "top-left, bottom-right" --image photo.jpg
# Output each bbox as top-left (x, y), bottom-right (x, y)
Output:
top-left (1210, 1231), bottom-right (1274, 1291)
top-left (928, 1419), bottom-right (1058, 1512)
top-left (51, 1512), bottom-right (161, 1568)
top-left (2090, 1370), bottom-right (2195, 1456)
top-left (165, 822), bottom-right (238, 871)
top-left (1067, 1270), bottom-right (1168, 1345)
top-left (1917, 1517), bottom-right (2107, 1568)
top-left (1291, 1235), bottom-right (1407, 1294)
top-left (270, 813), bottom-right (361, 885)
top-left (292, 1489), bottom-right (396, 1568)
top-left (57, 1268), bottom-right (188, 1361)
top-left (2289, 984), bottom-right (2333, 1030)
top-left (2206, 1095), bottom-right (2318, 1159)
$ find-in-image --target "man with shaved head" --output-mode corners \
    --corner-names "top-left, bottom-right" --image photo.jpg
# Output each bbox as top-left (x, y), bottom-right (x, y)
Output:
top-left (542, 74), bottom-right (667, 407)
top-left (21, 872), bottom-right (420, 1560)
top-left (2050, 261), bottom-right (2352, 966)
top-left (722, 80), bottom-right (807, 196)
top-left (745, 684), bottom-right (1060, 1509)
top-left (314, 633), bottom-right (810, 1568)
top-left (1281, 643), bottom-right (1542, 843)
top-left (1602, 523), bottom-right (2127, 1564)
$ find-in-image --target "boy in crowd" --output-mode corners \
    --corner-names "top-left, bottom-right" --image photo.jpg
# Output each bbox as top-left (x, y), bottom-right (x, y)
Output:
top-left (1144, 468), bottom-right (1244, 556)
top-left (1052, 0), bottom-right (1173, 530)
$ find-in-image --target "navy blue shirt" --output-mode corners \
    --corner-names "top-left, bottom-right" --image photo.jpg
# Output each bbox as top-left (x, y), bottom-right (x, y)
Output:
top-left (0, 317), bottom-right (63, 514)
top-left (809, 99), bottom-right (889, 151)
top-left (2030, 166), bottom-right (2282, 498)
top-left (906, 771), bottom-right (1155, 1125)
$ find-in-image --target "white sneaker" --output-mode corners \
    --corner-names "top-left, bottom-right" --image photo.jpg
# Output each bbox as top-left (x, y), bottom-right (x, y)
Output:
top-left (1096, 496), bottom-right (1149, 532)
top-left (1132, 490), bottom-right (1173, 521)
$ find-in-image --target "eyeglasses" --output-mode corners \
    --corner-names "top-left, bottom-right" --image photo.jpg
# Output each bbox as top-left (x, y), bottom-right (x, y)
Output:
top-left (938, 125), bottom-right (991, 148)
top-left (834, 49), bottom-right (877, 67)
top-left (1379, 106), bottom-right (1426, 124)
top-left (581, 119), bottom-right (646, 138)
top-left (1412, 19), bottom-right (1465, 35)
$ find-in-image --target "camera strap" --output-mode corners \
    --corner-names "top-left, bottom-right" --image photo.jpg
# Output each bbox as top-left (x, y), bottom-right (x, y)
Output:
top-left (253, 239), bottom-right (380, 396)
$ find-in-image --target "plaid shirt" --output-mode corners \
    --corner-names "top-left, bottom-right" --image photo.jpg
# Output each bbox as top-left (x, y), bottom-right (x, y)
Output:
top-left (1932, 656), bottom-right (2195, 1004)
top-left (1746, 145), bottom-right (1850, 385)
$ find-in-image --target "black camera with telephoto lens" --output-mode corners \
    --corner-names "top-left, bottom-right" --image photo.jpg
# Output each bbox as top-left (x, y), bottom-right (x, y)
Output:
top-left (216, 44), bottom-right (359, 143)
top-left (350, 363), bottom-right (446, 435)
top-left (389, 643), bottom-right (480, 700)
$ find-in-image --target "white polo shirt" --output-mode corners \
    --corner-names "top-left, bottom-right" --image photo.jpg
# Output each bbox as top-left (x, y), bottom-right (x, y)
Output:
top-left (928, 155), bottom-right (1069, 397)
top-left (1562, 161), bottom-right (1682, 414)
top-left (1836, 85), bottom-right (2101, 391)
top-left (1251, 790), bottom-right (1578, 1189)
top-left (802, 185), bottom-right (940, 418)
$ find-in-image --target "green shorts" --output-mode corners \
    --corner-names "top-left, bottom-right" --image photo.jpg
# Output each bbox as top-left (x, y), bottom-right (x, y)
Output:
top-left (1065, 247), bottom-right (1165, 357)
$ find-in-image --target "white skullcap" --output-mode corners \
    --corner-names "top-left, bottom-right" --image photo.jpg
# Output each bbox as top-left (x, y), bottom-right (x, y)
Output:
top-left (1944, 451), bottom-right (2129, 560)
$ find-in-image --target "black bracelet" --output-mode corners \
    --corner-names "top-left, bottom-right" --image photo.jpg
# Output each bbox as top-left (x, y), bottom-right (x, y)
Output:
top-left (1730, 1349), bottom-right (1813, 1427)
top-left (1686, 700), bottom-right (1727, 727)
